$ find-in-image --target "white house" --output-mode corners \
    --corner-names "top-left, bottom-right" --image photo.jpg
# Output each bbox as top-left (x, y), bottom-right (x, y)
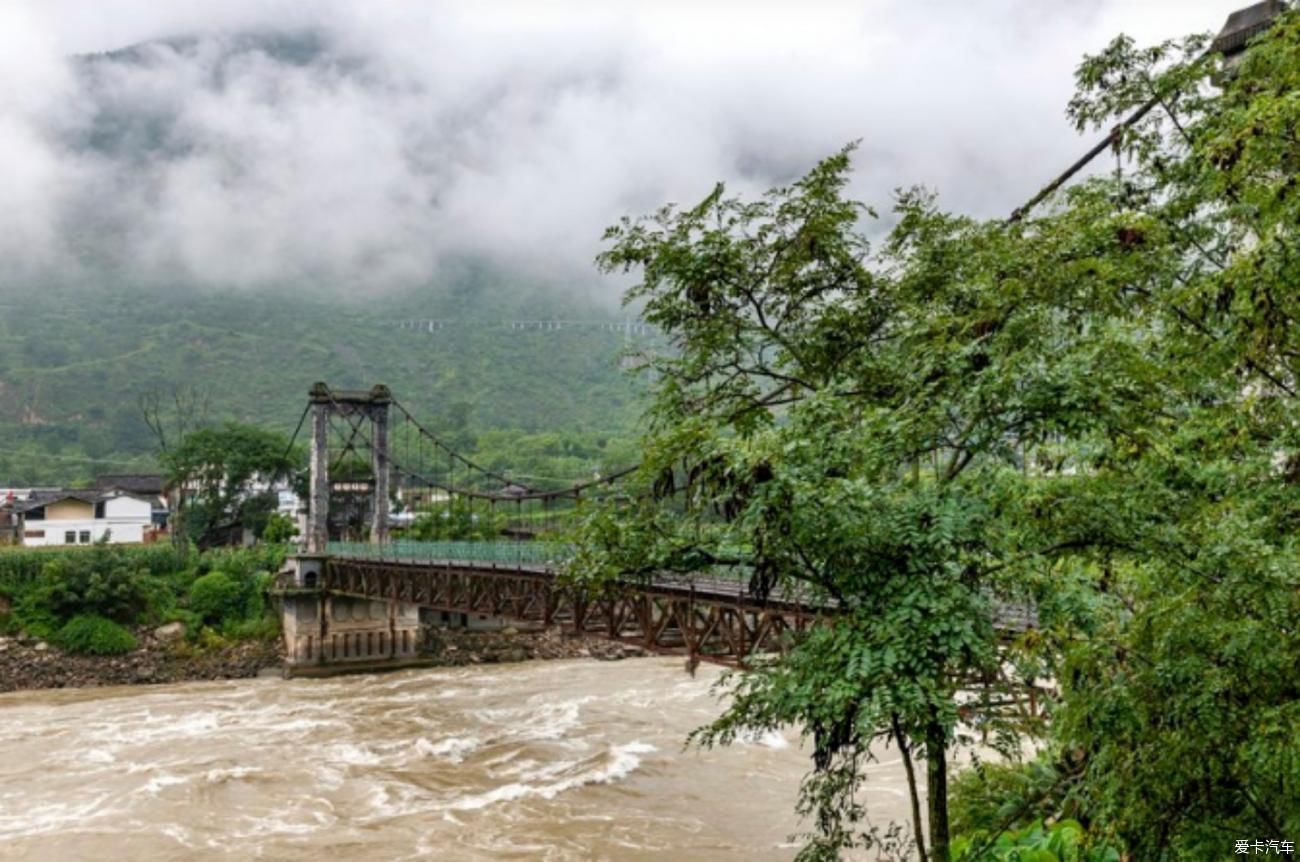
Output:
top-left (7, 489), bottom-right (157, 547)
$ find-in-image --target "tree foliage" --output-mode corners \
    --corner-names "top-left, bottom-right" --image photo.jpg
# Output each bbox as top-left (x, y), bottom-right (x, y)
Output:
top-left (0, 543), bottom-right (284, 649)
top-left (406, 496), bottom-right (505, 541)
top-left (19, 549), bottom-right (155, 632)
top-left (576, 11), bottom-right (1300, 861)
top-left (261, 511), bottom-right (299, 544)
top-left (1037, 14), bottom-right (1300, 858)
top-left (187, 571), bottom-right (247, 625)
top-left (161, 421), bottom-right (297, 547)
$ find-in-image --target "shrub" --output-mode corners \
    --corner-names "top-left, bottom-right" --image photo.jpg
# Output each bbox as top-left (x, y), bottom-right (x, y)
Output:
top-left (953, 819), bottom-right (1121, 862)
top-left (0, 588), bottom-right (18, 636)
top-left (205, 546), bottom-right (286, 580)
top-left (0, 548), bottom-right (49, 588)
top-left (244, 571), bottom-right (275, 619)
top-left (221, 616), bottom-right (281, 641)
top-left (196, 626), bottom-right (230, 651)
top-left (33, 551), bottom-right (152, 624)
top-left (55, 615), bottom-right (138, 655)
top-left (951, 760), bottom-right (1123, 861)
top-left (950, 760), bottom-right (1064, 838)
top-left (0, 544), bottom-right (193, 588)
top-left (12, 591), bottom-right (63, 641)
top-left (0, 545), bottom-right (276, 639)
top-left (188, 571), bottom-right (247, 624)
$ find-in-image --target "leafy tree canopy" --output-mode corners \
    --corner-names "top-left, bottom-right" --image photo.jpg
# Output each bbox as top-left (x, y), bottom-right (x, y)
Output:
top-left (161, 421), bottom-right (297, 547)
top-left (574, 11), bottom-right (1300, 861)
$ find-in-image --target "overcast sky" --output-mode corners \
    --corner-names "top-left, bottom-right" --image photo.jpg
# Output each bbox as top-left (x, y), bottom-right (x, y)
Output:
top-left (0, 0), bottom-right (1241, 297)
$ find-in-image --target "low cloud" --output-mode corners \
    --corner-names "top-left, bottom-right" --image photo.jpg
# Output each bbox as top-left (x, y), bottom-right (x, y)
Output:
top-left (0, 0), bottom-right (1240, 296)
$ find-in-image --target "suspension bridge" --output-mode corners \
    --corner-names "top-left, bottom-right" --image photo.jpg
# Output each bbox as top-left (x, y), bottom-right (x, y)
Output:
top-left (275, 383), bottom-right (1036, 699)
top-left (275, 383), bottom-right (836, 676)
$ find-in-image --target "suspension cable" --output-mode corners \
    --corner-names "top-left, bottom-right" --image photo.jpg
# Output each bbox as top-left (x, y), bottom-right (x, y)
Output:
top-left (317, 388), bottom-right (641, 503)
top-left (280, 403), bottom-right (311, 462)
top-left (391, 398), bottom-right (533, 492)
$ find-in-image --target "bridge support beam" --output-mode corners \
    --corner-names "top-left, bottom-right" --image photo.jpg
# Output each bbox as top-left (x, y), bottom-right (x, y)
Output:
top-left (305, 382), bottom-right (391, 551)
top-left (370, 398), bottom-right (390, 546)
top-left (307, 387), bottom-right (331, 554)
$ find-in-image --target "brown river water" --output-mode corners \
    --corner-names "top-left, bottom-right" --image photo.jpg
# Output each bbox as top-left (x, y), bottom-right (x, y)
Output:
top-left (0, 658), bottom-right (914, 861)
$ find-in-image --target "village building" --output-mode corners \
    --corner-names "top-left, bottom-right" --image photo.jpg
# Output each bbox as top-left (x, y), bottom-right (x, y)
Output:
top-left (0, 474), bottom-right (171, 547)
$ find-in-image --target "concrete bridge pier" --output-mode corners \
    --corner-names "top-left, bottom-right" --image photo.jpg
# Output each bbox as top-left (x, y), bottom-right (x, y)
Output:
top-left (278, 556), bottom-right (422, 677)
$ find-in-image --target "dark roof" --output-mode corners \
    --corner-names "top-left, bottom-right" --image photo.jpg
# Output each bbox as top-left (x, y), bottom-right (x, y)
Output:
top-left (95, 473), bottom-right (166, 494)
top-left (5, 488), bottom-right (163, 515)
top-left (9, 491), bottom-right (99, 513)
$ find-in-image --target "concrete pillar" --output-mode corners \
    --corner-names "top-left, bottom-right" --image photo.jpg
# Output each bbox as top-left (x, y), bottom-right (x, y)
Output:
top-left (279, 586), bottom-right (423, 674)
top-left (307, 385), bottom-right (331, 554)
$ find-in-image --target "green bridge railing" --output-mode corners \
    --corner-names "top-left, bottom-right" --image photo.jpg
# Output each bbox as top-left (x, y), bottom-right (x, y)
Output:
top-left (324, 540), bottom-right (760, 593)
top-left (327, 540), bottom-right (573, 568)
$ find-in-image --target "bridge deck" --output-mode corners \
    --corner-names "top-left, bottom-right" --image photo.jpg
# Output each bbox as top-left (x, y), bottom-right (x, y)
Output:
top-left (327, 541), bottom-right (828, 610)
top-left (316, 547), bottom-right (822, 668)
top-left (314, 542), bottom-right (1035, 668)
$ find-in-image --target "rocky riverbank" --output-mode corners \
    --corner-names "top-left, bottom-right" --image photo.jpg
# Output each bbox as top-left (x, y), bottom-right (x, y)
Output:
top-left (0, 630), bottom-right (283, 692)
top-left (424, 624), bottom-right (647, 666)
top-left (0, 624), bottom-right (646, 693)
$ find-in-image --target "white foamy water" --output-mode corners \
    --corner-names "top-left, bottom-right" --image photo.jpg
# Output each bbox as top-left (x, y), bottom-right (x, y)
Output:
top-left (0, 658), bottom-right (915, 860)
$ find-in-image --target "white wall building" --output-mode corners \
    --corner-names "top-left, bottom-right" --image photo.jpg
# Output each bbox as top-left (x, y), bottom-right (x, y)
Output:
top-left (8, 490), bottom-right (157, 547)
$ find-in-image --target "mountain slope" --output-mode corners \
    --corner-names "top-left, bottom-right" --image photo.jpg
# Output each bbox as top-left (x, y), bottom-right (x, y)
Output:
top-left (0, 281), bottom-right (653, 486)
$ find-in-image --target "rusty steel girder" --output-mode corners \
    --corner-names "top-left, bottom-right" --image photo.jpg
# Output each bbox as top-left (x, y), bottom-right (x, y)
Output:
top-left (317, 558), bottom-right (1048, 719)
top-left (324, 558), bottom-right (823, 668)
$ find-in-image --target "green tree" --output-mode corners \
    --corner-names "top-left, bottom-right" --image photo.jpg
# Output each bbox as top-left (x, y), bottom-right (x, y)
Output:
top-left (407, 496), bottom-right (504, 541)
top-left (577, 142), bottom-right (1150, 858)
top-left (261, 512), bottom-right (299, 544)
top-left (576, 13), bottom-right (1300, 858)
top-left (162, 421), bottom-right (298, 548)
top-left (25, 550), bottom-right (152, 626)
top-left (1023, 13), bottom-right (1300, 858)
top-left (188, 571), bottom-right (246, 625)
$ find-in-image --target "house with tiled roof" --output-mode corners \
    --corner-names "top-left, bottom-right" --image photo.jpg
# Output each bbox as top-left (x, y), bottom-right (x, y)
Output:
top-left (0, 487), bottom-right (161, 547)
top-left (94, 473), bottom-right (166, 497)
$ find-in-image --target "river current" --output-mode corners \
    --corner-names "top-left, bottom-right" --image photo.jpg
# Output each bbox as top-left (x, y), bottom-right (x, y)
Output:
top-left (0, 658), bottom-right (912, 860)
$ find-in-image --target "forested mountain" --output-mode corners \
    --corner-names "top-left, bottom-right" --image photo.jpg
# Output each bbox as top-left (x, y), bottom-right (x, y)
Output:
top-left (0, 31), bottom-right (653, 487)
top-left (0, 275), bottom-right (651, 486)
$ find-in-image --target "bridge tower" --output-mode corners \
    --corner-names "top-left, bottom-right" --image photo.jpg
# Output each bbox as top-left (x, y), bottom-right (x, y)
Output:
top-left (306, 382), bottom-right (391, 552)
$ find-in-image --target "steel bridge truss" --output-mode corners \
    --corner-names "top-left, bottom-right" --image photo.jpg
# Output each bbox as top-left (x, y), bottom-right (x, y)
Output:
top-left (325, 557), bottom-right (821, 669)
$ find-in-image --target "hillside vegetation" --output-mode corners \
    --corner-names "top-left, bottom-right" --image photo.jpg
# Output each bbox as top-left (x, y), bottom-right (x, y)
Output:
top-left (0, 271), bottom-right (651, 486)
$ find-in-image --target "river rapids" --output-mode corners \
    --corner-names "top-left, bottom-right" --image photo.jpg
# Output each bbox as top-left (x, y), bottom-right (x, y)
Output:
top-left (0, 658), bottom-right (913, 860)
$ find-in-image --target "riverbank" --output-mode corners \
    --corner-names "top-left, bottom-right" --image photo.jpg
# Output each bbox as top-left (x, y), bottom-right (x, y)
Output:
top-left (0, 625), bottom-right (646, 693)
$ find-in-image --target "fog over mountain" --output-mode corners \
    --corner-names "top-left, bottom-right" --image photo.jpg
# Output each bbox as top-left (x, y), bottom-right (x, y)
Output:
top-left (0, 0), bottom-right (1239, 297)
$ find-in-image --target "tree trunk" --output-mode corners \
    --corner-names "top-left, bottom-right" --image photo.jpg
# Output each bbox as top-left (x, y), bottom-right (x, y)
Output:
top-left (892, 715), bottom-right (928, 862)
top-left (925, 718), bottom-right (951, 862)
